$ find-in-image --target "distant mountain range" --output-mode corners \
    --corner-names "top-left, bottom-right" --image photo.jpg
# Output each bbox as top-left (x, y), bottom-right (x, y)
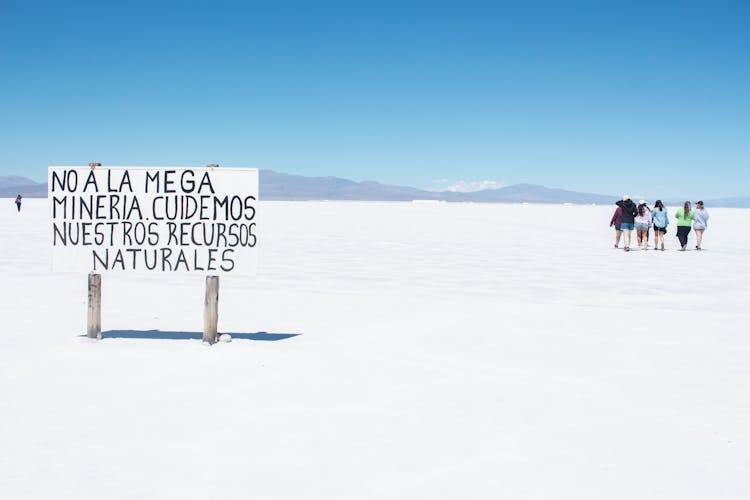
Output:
top-left (255, 170), bottom-right (623, 204)
top-left (2, 171), bottom-right (749, 207)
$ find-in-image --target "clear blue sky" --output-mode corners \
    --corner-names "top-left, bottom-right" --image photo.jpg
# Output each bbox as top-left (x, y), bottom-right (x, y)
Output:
top-left (1, 0), bottom-right (747, 198)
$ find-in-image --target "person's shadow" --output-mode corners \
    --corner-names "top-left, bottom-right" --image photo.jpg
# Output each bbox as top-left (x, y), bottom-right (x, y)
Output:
top-left (92, 330), bottom-right (300, 341)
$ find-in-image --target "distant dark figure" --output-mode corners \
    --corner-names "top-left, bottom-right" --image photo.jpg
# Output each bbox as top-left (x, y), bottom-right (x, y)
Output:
top-left (15, 194), bottom-right (22, 212)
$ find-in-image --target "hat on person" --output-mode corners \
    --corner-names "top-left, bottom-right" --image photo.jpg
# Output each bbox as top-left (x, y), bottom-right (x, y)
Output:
top-left (623, 195), bottom-right (631, 201)
top-left (638, 199), bottom-right (647, 205)
top-left (696, 200), bottom-right (704, 206)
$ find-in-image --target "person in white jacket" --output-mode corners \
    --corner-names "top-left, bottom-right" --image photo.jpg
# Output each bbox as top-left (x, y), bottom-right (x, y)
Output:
top-left (634, 200), bottom-right (652, 250)
top-left (693, 201), bottom-right (709, 250)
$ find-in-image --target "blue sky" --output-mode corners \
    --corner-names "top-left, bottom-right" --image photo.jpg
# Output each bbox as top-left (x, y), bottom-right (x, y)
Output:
top-left (1, 0), bottom-right (748, 198)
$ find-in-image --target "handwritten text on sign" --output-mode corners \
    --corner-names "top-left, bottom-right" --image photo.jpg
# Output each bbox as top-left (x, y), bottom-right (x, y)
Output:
top-left (49, 167), bottom-right (258, 274)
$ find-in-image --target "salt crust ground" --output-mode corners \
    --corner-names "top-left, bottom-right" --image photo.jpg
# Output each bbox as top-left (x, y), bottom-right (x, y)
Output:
top-left (1, 199), bottom-right (749, 499)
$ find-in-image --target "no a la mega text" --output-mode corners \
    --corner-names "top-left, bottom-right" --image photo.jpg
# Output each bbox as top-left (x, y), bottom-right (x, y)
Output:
top-left (50, 168), bottom-right (256, 221)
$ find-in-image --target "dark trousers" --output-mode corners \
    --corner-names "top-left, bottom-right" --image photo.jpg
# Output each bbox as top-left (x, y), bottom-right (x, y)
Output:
top-left (677, 226), bottom-right (691, 247)
top-left (16, 204), bottom-right (21, 212)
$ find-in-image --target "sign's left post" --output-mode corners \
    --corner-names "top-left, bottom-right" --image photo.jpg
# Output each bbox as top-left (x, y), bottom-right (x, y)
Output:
top-left (86, 164), bottom-right (102, 339)
top-left (87, 272), bottom-right (101, 339)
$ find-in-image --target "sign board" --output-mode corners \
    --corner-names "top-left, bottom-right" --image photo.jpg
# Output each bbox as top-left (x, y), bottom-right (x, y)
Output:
top-left (49, 166), bottom-right (258, 275)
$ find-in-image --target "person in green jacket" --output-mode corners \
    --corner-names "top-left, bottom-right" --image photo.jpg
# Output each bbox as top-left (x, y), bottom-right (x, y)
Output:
top-left (675, 201), bottom-right (694, 251)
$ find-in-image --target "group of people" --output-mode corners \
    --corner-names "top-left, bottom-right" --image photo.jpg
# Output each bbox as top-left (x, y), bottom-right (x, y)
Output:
top-left (610, 195), bottom-right (709, 252)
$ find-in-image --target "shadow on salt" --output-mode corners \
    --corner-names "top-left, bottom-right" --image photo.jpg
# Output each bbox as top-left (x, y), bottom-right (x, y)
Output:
top-left (87, 330), bottom-right (301, 341)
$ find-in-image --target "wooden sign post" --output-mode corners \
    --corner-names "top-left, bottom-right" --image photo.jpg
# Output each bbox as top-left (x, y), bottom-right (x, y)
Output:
top-left (203, 164), bottom-right (220, 344)
top-left (87, 272), bottom-right (102, 339)
top-left (85, 163), bottom-right (103, 340)
top-left (203, 275), bottom-right (220, 344)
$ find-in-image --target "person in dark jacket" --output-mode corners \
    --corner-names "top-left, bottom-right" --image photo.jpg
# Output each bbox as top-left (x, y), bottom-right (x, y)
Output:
top-left (618, 195), bottom-right (638, 251)
top-left (14, 194), bottom-right (22, 212)
top-left (609, 200), bottom-right (623, 248)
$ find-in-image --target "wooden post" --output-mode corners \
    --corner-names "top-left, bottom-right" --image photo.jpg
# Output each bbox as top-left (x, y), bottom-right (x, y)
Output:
top-left (87, 273), bottom-right (102, 339)
top-left (203, 275), bottom-right (219, 344)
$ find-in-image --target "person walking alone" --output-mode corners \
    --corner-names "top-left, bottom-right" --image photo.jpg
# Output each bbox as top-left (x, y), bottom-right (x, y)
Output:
top-left (651, 200), bottom-right (669, 250)
top-left (14, 194), bottom-right (22, 212)
top-left (675, 201), bottom-right (694, 251)
top-left (693, 201), bottom-right (709, 250)
top-left (610, 200), bottom-right (623, 248)
top-left (619, 195), bottom-right (638, 252)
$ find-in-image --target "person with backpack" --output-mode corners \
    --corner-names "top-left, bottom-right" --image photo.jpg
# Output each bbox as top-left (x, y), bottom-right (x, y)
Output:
top-left (651, 200), bottom-right (669, 251)
top-left (693, 201), bottom-right (709, 250)
top-left (14, 194), bottom-right (22, 212)
top-left (619, 195), bottom-right (638, 252)
top-left (634, 200), bottom-right (652, 250)
top-left (675, 201), bottom-right (695, 251)
top-left (609, 200), bottom-right (623, 248)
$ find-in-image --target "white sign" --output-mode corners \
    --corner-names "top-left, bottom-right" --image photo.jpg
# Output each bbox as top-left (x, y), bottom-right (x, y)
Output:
top-left (49, 166), bottom-right (258, 274)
